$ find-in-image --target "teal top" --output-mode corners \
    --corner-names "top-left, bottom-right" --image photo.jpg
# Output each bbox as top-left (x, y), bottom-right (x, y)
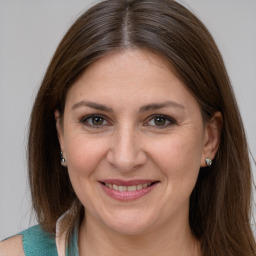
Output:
top-left (66, 220), bottom-right (79, 256)
top-left (16, 224), bottom-right (79, 256)
top-left (19, 225), bottom-right (58, 256)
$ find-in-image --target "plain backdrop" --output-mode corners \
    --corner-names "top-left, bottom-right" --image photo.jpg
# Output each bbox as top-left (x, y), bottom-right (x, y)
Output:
top-left (0, 0), bottom-right (256, 240)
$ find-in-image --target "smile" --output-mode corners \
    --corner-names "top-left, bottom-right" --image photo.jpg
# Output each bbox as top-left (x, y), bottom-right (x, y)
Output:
top-left (104, 182), bottom-right (152, 192)
top-left (99, 180), bottom-right (159, 201)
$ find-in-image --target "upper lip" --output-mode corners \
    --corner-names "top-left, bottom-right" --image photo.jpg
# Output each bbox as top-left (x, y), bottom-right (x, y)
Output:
top-left (99, 179), bottom-right (159, 186)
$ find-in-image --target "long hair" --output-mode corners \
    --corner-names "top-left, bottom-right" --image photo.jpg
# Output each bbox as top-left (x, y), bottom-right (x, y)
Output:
top-left (28, 0), bottom-right (256, 255)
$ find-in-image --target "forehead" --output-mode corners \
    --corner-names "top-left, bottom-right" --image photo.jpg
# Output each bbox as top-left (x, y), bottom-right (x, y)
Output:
top-left (65, 49), bottom-right (199, 111)
top-left (82, 50), bottom-right (173, 81)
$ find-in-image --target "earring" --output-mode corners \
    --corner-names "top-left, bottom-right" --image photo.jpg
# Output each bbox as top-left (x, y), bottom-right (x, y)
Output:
top-left (205, 158), bottom-right (212, 167)
top-left (60, 151), bottom-right (66, 166)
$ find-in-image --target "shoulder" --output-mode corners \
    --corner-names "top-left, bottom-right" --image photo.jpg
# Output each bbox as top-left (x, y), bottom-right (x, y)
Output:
top-left (0, 235), bottom-right (24, 256)
top-left (0, 225), bottom-right (58, 256)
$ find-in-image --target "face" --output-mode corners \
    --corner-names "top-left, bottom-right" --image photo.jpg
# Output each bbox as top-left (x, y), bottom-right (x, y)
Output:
top-left (56, 50), bottom-right (218, 236)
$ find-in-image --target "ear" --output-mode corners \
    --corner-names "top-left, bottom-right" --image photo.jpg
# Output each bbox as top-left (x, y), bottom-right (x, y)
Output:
top-left (54, 110), bottom-right (65, 152)
top-left (201, 111), bottom-right (223, 167)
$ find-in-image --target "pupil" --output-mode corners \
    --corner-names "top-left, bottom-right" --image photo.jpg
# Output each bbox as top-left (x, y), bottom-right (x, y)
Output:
top-left (154, 117), bottom-right (166, 126)
top-left (92, 117), bottom-right (103, 125)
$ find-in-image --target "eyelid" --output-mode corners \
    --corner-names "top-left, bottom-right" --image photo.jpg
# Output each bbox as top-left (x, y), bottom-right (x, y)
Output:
top-left (80, 114), bottom-right (111, 128)
top-left (144, 114), bottom-right (177, 128)
top-left (79, 113), bottom-right (176, 130)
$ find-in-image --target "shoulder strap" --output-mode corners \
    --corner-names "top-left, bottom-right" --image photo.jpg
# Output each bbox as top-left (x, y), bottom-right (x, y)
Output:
top-left (19, 225), bottom-right (58, 256)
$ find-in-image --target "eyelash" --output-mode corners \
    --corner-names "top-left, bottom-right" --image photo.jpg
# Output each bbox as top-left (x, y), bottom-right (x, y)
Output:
top-left (80, 114), bottom-right (110, 128)
top-left (80, 114), bottom-right (176, 129)
top-left (145, 114), bottom-right (176, 128)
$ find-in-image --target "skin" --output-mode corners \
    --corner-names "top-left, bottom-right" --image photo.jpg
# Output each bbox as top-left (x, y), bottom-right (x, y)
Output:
top-left (55, 49), bottom-right (222, 256)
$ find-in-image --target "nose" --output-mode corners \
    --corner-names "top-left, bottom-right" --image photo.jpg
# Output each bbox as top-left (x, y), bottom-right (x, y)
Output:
top-left (106, 124), bottom-right (147, 172)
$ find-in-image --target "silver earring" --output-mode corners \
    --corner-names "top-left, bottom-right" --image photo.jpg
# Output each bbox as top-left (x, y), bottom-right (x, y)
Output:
top-left (60, 151), bottom-right (66, 166)
top-left (205, 158), bottom-right (212, 167)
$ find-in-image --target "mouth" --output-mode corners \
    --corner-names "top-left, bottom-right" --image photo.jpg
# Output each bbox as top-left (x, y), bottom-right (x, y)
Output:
top-left (99, 180), bottom-right (160, 201)
top-left (101, 181), bottom-right (158, 192)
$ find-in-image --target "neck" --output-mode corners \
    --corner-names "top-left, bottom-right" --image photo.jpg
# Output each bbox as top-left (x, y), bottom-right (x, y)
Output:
top-left (78, 213), bottom-right (201, 256)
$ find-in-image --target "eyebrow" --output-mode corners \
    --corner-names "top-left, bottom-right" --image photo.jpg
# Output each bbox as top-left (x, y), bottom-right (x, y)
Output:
top-left (139, 101), bottom-right (185, 112)
top-left (71, 100), bottom-right (184, 112)
top-left (71, 101), bottom-right (114, 112)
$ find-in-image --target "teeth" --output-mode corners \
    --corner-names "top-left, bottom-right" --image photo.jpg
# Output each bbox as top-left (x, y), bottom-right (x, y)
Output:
top-left (105, 182), bottom-right (152, 191)
top-left (106, 183), bottom-right (113, 189)
top-left (128, 185), bottom-right (136, 191)
top-left (119, 186), bottom-right (127, 192)
top-left (137, 184), bottom-right (142, 190)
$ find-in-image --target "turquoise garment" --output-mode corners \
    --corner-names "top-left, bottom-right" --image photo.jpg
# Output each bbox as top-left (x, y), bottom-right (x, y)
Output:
top-left (17, 224), bottom-right (79, 256)
top-left (19, 225), bottom-right (58, 256)
top-left (66, 220), bottom-right (79, 256)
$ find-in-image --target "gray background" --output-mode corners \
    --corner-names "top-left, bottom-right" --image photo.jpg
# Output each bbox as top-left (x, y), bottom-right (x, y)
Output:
top-left (0, 0), bottom-right (255, 240)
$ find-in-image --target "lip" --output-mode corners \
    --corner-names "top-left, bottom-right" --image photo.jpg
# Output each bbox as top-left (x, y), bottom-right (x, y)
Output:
top-left (100, 179), bottom-right (156, 186)
top-left (99, 179), bottom-right (159, 201)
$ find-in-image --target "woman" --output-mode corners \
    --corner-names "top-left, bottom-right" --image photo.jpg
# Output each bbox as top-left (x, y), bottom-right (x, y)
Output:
top-left (1, 0), bottom-right (255, 255)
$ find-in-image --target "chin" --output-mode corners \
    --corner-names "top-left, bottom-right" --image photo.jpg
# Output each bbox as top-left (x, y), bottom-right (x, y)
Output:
top-left (109, 223), bottom-right (152, 236)
top-left (100, 211), bottom-right (157, 236)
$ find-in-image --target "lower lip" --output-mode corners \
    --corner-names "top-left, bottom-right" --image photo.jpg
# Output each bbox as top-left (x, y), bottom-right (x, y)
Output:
top-left (100, 183), bottom-right (157, 201)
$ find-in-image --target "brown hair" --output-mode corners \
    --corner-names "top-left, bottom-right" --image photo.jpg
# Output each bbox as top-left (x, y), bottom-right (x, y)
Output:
top-left (28, 0), bottom-right (256, 255)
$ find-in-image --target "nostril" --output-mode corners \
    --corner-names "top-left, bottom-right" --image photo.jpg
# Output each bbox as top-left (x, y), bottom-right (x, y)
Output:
top-left (106, 150), bottom-right (146, 172)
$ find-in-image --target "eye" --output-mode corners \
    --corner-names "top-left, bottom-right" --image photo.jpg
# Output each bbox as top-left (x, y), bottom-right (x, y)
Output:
top-left (81, 114), bottom-right (109, 127)
top-left (146, 114), bottom-right (176, 128)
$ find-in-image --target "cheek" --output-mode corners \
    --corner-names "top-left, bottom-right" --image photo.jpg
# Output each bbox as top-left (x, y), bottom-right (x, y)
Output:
top-left (152, 133), bottom-right (203, 167)
top-left (64, 134), bottom-right (108, 177)
top-left (149, 129), bottom-right (204, 187)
